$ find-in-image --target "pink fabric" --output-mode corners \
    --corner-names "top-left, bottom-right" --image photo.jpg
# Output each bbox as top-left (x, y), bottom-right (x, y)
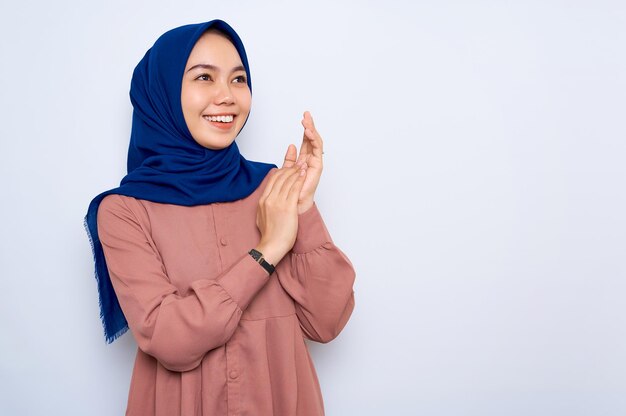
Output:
top-left (96, 168), bottom-right (356, 416)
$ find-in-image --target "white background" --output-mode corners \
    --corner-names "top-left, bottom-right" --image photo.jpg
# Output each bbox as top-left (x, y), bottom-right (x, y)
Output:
top-left (1, 1), bottom-right (625, 415)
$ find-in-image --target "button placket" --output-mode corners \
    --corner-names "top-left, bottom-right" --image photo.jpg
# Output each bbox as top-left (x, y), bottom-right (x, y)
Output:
top-left (208, 204), bottom-right (224, 271)
top-left (225, 336), bottom-right (241, 415)
top-left (214, 204), bottom-right (238, 269)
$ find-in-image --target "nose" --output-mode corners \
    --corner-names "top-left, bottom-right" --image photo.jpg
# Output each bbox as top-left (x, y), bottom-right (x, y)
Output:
top-left (213, 81), bottom-right (234, 105)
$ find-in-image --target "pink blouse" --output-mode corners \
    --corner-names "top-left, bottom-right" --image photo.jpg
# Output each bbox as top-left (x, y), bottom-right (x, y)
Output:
top-left (96, 168), bottom-right (356, 416)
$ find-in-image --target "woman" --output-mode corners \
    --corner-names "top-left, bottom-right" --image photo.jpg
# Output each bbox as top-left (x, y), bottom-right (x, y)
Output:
top-left (83, 19), bottom-right (356, 415)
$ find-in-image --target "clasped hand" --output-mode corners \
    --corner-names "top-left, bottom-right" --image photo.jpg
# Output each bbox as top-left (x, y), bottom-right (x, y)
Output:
top-left (254, 111), bottom-right (324, 265)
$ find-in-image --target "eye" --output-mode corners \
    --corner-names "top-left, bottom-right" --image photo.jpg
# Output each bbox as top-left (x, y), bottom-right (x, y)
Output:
top-left (195, 73), bottom-right (212, 81)
top-left (233, 75), bottom-right (247, 84)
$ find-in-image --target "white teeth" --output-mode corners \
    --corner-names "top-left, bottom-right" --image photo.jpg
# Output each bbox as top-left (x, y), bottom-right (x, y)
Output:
top-left (205, 115), bottom-right (234, 122)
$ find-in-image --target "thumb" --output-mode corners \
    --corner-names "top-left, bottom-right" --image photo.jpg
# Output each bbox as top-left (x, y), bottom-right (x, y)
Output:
top-left (282, 144), bottom-right (298, 168)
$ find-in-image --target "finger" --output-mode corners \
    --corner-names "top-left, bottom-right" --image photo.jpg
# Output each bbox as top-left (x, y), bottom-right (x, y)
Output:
top-left (304, 112), bottom-right (320, 139)
top-left (287, 167), bottom-right (307, 203)
top-left (296, 139), bottom-right (309, 166)
top-left (278, 164), bottom-right (307, 199)
top-left (296, 124), bottom-right (311, 166)
top-left (301, 111), bottom-right (315, 131)
top-left (303, 127), bottom-right (324, 159)
top-left (301, 111), bottom-right (323, 157)
top-left (260, 167), bottom-right (287, 201)
top-left (267, 165), bottom-right (301, 200)
top-left (282, 144), bottom-right (298, 168)
top-left (260, 168), bottom-right (278, 200)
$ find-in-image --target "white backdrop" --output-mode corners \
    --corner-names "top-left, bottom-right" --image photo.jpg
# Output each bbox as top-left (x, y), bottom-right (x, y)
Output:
top-left (1, 1), bottom-right (625, 415)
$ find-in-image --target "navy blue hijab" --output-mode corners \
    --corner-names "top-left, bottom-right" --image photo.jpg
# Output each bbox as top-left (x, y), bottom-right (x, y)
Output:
top-left (84, 19), bottom-right (276, 344)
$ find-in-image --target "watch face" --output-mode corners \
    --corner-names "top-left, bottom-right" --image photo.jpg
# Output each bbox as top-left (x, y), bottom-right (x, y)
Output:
top-left (249, 249), bottom-right (262, 261)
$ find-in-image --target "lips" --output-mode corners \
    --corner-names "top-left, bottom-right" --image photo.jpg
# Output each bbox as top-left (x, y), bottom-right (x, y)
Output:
top-left (203, 114), bottom-right (236, 130)
top-left (204, 114), bottom-right (234, 122)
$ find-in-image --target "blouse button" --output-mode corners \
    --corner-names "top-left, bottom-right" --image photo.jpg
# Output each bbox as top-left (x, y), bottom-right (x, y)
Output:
top-left (229, 370), bottom-right (238, 379)
top-left (220, 237), bottom-right (228, 246)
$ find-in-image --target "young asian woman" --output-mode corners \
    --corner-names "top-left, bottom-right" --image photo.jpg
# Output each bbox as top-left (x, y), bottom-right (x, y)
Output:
top-left (84, 19), bottom-right (355, 416)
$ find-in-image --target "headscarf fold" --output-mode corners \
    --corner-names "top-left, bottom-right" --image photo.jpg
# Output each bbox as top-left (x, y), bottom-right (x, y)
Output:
top-left (84, 19), bottom-right (276, 343)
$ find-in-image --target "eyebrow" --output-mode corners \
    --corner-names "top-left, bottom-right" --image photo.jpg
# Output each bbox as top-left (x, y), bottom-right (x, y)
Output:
top-left (186, 64), bottom-right (246, 73)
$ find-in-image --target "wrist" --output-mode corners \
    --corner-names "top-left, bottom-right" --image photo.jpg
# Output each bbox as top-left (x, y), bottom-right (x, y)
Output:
top-left (253, 242), bottom-right (285, 266)
top-left (248, 248), bottom-right (275, 275)
top-left (298, 198), bottom-right (315, 215)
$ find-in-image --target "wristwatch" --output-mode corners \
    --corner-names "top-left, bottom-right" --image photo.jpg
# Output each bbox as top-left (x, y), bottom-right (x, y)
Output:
top-left (248, 248), bottom-right (275, 275)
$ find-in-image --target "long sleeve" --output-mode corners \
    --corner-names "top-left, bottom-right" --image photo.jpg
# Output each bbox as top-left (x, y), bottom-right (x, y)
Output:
top-left (96, 194), bottom-right (270, 372)
top-left (275, 202), bottom-right (356, 343)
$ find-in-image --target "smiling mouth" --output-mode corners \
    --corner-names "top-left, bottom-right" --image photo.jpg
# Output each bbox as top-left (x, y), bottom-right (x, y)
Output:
top-left (204, 115), bottom-right (234, 123)
top-left (203, 115), bottom-right (236, 130)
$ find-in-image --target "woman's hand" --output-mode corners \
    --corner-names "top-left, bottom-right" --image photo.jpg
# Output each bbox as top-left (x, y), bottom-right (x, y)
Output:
top-left (255, 164), bottom-right (308, 265)
top-left (281, 111), bottom-right (324, 214)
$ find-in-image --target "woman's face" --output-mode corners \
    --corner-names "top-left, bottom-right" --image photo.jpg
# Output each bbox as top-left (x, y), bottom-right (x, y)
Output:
top-left (181, 31), bottom-right (251, 150)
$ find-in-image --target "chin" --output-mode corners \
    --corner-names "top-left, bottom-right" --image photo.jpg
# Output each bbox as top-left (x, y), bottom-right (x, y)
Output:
top-left (189, 124), bottom-right (242, 150)
top-left (197, 138), bottom-right (236, 150)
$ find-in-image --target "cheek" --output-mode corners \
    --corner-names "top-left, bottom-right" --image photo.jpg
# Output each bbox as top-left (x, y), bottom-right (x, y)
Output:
top-left (181, 94), bottom-right (203, 136)
top-left (237, 91), bottom-right (252, 116)
top-left (181, 87), bottom-right (204, 116)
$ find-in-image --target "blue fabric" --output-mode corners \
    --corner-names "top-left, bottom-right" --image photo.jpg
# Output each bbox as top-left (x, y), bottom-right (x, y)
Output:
top-left (83, 19), bottom-right (276, 344)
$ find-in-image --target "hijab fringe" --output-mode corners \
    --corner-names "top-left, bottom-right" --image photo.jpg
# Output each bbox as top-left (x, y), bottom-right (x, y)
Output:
top-left (83, 215), bottom-right (130, 344)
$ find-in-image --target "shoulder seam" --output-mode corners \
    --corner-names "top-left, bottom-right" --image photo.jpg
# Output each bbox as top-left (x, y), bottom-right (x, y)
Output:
top-left (99, 194), bottom-right (142, 226)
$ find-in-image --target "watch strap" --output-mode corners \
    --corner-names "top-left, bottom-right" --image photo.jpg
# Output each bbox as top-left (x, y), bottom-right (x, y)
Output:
top-left (248, 248), bottom-right (275, 275)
